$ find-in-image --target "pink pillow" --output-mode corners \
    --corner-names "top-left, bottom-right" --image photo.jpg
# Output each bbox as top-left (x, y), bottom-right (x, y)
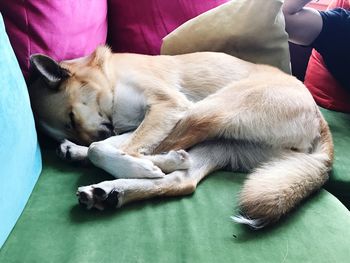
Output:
top-left (0, 1), bottom-right (107, 79)
top-left (108, 0), bottom-right (229, 55)
top-left (304, 0), bottom-right (350, 112)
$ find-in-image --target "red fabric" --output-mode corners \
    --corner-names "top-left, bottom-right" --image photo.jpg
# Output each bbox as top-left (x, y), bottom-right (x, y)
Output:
top-left (304, 0), bottom-right (350, 112)
top-left (107, 0), bottom-right (229, 55)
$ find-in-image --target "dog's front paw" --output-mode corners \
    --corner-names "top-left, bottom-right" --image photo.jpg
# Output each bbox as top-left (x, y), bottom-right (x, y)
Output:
top-left (57, 139), bottom-right (88, 162)
top-left (88, 143), bottom-right (165, 178)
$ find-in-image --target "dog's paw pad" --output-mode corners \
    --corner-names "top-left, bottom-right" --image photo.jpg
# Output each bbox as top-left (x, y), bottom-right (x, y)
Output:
top-left (92, 187), bottom-right (108, 200)
top-left (92, 187), bottom-right (120, 207)
top-left (105, 189), bottom-right (120, 207)
top-left (76, 187), bottom-right (95, 210)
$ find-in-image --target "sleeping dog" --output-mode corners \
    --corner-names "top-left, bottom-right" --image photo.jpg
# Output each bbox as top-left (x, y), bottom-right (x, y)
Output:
top-left (29, 46), bottom-right (333, 228)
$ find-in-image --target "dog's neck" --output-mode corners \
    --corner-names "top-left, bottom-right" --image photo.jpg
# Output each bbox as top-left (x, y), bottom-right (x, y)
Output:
top-left (111, 79), bottom-right (147, 135)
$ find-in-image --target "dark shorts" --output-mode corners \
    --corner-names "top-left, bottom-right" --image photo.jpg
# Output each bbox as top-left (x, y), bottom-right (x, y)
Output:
top-left (312, 8), bottom-right (350, 90)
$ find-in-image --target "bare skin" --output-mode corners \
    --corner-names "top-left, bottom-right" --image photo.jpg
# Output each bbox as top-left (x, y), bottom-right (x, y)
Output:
top-left (283, 0), bottom-right (323, 45)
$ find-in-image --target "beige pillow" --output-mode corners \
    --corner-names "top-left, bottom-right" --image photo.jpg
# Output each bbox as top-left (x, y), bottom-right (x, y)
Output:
top-left (161, 0), bottom-right (291, 74)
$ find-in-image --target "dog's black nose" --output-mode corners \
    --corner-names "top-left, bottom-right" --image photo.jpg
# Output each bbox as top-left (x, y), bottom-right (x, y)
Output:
top-left (102, 122), bottom-right (114, 131)
top-left (98, 129), bottom-right (113, 140)
top-left (97, 122), bottom-right (114, 140)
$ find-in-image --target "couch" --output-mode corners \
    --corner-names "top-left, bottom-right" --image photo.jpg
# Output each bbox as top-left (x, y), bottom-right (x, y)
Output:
top-left (1, 1), bottom-right (350, 262)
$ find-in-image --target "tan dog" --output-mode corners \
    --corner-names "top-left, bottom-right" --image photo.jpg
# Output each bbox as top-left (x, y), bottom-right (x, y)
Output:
top-left (29, 46), bottom-right (333, 228)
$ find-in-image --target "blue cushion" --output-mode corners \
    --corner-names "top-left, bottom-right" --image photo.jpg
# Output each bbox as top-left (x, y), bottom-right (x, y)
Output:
top-left (0, 13), bottom-right (42, 248)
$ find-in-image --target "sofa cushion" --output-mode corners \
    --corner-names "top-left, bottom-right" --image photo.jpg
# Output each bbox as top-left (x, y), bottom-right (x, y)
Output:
top-left (107, 0), bottom-right (228, 55)
top-left (0, 145), bottom-right (350, 262)
top-left (161, 0), bottom-right (291, 74)
top-left (321, 108), bottom-right (350, 208)
top-left (304, 0), bottom-right (350, 113)
top-left (0, 13), bottom-right (42, 248)
top-left (0, 0), bottom-right (107, 79)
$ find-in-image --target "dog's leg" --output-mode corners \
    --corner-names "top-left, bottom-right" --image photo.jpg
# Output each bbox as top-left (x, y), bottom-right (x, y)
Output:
top-left (77, 140), bottom-right (235, 210)
top-left (88, 142), bottom-right (165, 179)
top-left (77, 139), bottom-right (283, 210)
top-left (118, 87), bottom-right (192, 155)
top-left (154, 82), bottom-right (319, 153)
top-left (57, 132), bottom-right (134, 162)
top-left (87, 141), bottom-right (193, 179)
top-left (77, 170), bottom-right (194, 210)
top-left (58, 132), bottom-right (190, 177)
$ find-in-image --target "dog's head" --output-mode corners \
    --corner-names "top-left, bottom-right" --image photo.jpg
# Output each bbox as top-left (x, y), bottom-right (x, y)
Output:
top-left (29, 46), bottom-right (115, 145)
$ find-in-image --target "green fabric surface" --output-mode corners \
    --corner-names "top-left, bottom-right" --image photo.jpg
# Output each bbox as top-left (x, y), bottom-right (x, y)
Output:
top-left (321, 108), bottom-right (350, 208)
top-left (1, 143), bottom-right (350, 263)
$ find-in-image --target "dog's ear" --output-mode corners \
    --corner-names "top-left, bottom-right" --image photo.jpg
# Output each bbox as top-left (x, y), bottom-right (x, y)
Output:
top-left (89, 46), bottom-right (112, 68)
top-left (30, 54), bottom-right (70, 90)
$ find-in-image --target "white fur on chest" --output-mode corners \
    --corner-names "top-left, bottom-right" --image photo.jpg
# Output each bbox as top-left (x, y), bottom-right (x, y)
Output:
top-left (112, 81), bottom-right (147, 134)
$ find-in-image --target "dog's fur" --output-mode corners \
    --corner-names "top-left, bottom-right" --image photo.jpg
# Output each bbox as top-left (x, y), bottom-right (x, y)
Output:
top-left (29, 46), bottom-right (333, 228)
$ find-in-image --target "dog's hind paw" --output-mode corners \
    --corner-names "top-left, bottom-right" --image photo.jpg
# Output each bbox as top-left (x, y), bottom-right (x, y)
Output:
top-left (76, 181), bottom-right (121, 210)
top-left (57, 139), bottom-right (88, 162)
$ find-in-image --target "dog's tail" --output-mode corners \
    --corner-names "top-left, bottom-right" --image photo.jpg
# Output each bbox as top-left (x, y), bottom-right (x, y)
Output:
top-left (232, 116), bottom-right (334, 229)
